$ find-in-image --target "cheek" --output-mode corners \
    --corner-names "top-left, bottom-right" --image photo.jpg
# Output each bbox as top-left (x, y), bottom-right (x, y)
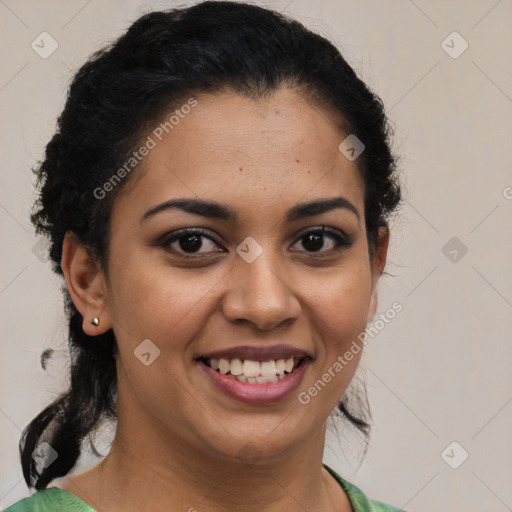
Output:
top-left (298, 276), bottom-right (369, 413)
top-left (322, 282), bottom-right (370, 339)
top-left (107, 258), bottom-right (224, 352)
top-left (107, 264), bottom-right (219, 412)
top-left (303, 272), bottom-right (371, 409)
top-left (306, 261), bottom-right (372, 349)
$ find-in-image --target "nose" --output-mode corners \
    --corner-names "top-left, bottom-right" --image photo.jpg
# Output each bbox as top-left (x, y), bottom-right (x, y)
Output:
top-left (221, 254), bottom-right (301, 331)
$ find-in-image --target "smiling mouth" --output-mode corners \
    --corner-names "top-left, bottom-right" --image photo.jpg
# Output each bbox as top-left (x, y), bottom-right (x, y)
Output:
top-left (197, 356), bottom-right (308, 384)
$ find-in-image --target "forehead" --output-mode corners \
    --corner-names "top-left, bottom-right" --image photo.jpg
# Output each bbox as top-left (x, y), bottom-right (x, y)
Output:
top-left (113, 88), bottom-right (365, 224)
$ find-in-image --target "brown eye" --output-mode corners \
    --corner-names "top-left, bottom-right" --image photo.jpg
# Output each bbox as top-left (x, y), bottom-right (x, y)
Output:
top-left (156, 228), bottom-right (224, 256)
top-left (291, 227), bottom-right (353, 254)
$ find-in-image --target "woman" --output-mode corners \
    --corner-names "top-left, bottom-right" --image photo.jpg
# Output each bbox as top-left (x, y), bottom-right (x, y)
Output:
top-left (4, 1), bottom-right (403, 511)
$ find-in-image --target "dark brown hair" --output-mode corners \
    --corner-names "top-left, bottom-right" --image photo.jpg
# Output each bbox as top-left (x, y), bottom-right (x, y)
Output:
top-left (22, 0), bottom-right (401, 490)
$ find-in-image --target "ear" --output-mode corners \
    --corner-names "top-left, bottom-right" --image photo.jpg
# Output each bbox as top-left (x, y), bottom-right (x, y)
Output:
top-left (367, 226), bottom-right (390, 322)
top-left (61, 231), bottom-right (111, 336)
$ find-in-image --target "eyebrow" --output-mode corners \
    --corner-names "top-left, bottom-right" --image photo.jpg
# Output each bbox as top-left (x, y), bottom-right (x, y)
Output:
top-left (141, 196), bottom-right (360, 223)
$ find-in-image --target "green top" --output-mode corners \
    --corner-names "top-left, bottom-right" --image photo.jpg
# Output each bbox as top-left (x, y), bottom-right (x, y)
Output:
top-left (3, 464), bottom-right (405, 511)
top-left (323, 464), bottom-right (405, 511)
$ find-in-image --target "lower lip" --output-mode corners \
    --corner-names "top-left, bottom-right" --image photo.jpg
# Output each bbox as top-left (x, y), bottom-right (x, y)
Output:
top-left (197, 358), bottom-right (312, 404)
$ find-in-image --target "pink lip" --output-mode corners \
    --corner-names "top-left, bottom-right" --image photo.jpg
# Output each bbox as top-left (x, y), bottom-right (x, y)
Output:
top-left (197, 357), bottom-right (312, 404)
top-left (197, 344), bottom-right (311, 362)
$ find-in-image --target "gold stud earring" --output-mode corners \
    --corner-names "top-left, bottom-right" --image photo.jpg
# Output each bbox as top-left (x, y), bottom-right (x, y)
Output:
top-left (90, 317), bottom-right (100, 326)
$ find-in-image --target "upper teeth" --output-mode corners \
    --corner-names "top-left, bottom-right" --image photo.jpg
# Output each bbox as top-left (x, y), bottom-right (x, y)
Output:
top-left (210, 357), bottom-right (296, 377)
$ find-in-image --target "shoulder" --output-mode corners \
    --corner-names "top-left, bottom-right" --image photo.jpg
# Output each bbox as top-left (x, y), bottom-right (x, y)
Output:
top-left (323, 464), bottom-right (406, 512)
top-left (2, 487), bottom-right (96, 512)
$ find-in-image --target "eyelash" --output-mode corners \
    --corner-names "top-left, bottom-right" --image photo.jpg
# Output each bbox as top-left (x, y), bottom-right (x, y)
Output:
top-left (154, 226), bottom-right (353, 258)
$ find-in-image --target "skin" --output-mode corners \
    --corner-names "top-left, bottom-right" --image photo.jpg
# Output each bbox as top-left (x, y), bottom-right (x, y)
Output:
top-left (57, 87), bottom-right (389, 512)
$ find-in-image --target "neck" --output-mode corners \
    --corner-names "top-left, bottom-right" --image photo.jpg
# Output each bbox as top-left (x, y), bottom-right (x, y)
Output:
top-left (58, 377), bottom-right (351, 512)
top-left (92, 421), bottom-right (341, 512)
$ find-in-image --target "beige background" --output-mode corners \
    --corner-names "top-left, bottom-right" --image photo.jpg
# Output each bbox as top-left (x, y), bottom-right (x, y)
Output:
top-left (1, 0), bottom-right (511, 510)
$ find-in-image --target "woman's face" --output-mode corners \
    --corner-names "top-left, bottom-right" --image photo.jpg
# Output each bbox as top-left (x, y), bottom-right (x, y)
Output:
top-left (98, 88), bottom-right (387, 462)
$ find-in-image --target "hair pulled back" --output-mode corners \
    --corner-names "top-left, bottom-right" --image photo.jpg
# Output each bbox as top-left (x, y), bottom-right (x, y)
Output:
top-left (22, 0), bottom-right (401, 489)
